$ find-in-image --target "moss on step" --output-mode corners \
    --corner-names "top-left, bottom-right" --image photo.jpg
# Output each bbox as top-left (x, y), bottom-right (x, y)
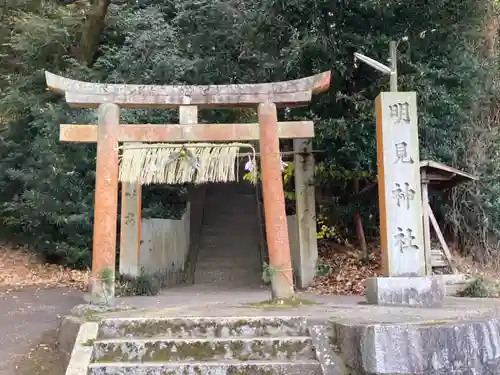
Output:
top-left (418, 320), bottom-right (449, 326)
top-left (71, 304), bottom-right (135, 322)
top-left (247, 298), bottom-right (318, 309)
top-left (98, 317), bottom-right (309, 339)
top-left (92, 338), bottom-right (313, 362)
top-left (82, 339), bottom-right (95, 347)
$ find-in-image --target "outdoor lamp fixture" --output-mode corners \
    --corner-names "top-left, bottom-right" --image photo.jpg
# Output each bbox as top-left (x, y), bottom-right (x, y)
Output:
top-left (353, 41), bottom-right (398, 91)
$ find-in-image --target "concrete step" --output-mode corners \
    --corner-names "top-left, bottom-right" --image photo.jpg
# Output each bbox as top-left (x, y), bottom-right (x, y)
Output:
top-left (194, 262), bottom-right (261, 269)
top-left (194, 262), bottom-right (261, 270)
top-left (205, 192), bottom-right (256, 199)
top-left (195, 264), bottom-right (261, 272)
top-left (197, 237), bottom-right (261, 245)
top-left (195, 255), bottom-right (260, 263)
top-left (88, 360), bottom-right (322, 375)
top-left (196, 244), bottom-right (260, 253)
top-left (195, 181), bottom-right (262, 288)
top-left (203, 206), bottom-right (257, 212)
top-left (203, 203), bottom-right (257, 210)
top-left (201, 217), bottom-right (259, 225)
top-left (203, 202), bottom-right (257, 210)
top-left (200, 216), bottom-right (259, 224)
top-left (92, 337), bottom-right (315, 362)
top-left (200, 234), bottom-right (260, 239)
top-left (98, 317), bottom-right (310, 339)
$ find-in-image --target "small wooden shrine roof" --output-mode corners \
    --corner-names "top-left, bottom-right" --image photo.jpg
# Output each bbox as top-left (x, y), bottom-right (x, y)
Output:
top-left (420, 160), bottom-right (477, 190)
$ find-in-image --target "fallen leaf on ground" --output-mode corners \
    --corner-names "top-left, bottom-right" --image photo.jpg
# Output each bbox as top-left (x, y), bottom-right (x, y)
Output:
top-left (0, 244), bottom-right (89, 293)
top-left (307, 240), bottom-right (381, 295)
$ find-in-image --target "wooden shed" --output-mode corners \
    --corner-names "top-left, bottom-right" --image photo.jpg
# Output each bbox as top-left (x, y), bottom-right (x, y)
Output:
top-left (420, 160), bottom-right (477, 274)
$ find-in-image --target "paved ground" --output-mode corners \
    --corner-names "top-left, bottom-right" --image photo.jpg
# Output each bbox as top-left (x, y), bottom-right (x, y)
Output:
top-left (2, 283), bottom-right (500, 375)
top-left (106, 284), bottom-right (500, 324)
top-left (0, 287), bottom-right (83, 375)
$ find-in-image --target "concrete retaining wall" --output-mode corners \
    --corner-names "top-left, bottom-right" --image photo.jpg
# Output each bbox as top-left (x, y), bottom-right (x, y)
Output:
top-left (139, 203), bottom-right (191, 284)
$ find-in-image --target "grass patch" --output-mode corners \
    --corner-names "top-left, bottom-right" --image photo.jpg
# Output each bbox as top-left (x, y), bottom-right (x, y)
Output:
top-left (457, 277), bottom-right (499, 298)
top-left (247, 297), bottom-right (318, 309)
top-left (82, 339), bottom-right (95, 347)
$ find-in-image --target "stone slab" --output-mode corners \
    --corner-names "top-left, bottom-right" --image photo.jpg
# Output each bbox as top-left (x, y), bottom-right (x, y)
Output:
top-left (365, 276), bottom-right (445, 307)
top-left (329, 316), bottom-right (500, 375)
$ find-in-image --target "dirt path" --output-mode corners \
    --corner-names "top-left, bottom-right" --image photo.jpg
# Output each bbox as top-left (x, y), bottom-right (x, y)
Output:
top-left (0, 286), bottom-right (83, 375)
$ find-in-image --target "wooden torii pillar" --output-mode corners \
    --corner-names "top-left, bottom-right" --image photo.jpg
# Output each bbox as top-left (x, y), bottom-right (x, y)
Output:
top-left (45, 71), bottom-right (331, 303)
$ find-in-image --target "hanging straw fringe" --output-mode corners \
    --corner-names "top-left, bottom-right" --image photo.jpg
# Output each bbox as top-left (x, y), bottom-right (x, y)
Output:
top-left (118, 142), bottom-right (257, 185)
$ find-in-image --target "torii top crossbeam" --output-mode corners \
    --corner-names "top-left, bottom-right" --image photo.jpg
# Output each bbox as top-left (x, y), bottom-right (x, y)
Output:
top-left (45, 71), bottom-right (331, 109)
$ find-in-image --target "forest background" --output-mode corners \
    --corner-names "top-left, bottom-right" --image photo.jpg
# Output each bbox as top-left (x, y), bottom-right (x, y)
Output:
top-left (0, 0), bottom-right (499, 278)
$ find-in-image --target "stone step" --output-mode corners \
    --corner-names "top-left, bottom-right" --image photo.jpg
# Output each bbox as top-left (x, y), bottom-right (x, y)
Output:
top-left (205, 197), bottom-right (257, 205)
top-left (195, 254), bottom-right (261, 262)
top-left (201, 216), bottom-right (258, 224)
top-left (194, 261), bottom-right (261, 269)
top-left (205, 193), bottom-right (256, 199)
top-left (196, 248), bottom-right (260, 254)
top-left (98, 317), bottom-right (309, 339)
top-left (203, 200), bottom-right (257, 208)
top-left (200, 225), bottom-right (258, 232)
top-left (193, 273), bottom-right (262, 284)
top-left (199, 238), bottom-right (259, 244)
top-left (194, 264), bottom-right (261, 272)
top-left (194, 247), bottom-right (260, 260)
top-left (196, 252), bottom-right (259, 259)
top-left (200, 235), bottom-right (259, 241)
top-left (201, 217), bottom-right (258, 225)
top-left (196, 248), bottom-right (260, 255)
top-left (199, 231), bottom-right (258, 238)
top-left (87, 361), bottom-right (321, 375)
top-left (92, 337), bottom-right (315, 363)
top-left (197, 247), bottom-right (259, 255)
top-left (194, 266), bottom-right (262, 283)
top-left (204, 203), bottom-right (257, 209)
top-left (193, 262), bottom-right (261, 268)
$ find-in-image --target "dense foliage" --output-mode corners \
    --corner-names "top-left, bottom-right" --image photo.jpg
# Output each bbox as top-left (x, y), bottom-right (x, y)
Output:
top-left (0, 0), bottom-right (499, 267)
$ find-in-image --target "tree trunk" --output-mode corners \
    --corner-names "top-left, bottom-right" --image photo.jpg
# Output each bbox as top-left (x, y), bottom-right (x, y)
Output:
top-left (77, 0), bottom-right (111, 67)
top-left (353, 178), bottom-right (368, 261)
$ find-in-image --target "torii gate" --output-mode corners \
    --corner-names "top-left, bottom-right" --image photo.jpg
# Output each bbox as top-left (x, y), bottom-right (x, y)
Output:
top-left (45, 71), bottom-right (331, 304)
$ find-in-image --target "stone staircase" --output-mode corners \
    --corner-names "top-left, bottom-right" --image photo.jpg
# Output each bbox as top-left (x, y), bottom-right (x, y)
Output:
top-left (193, 182), bottom-right (264, 287)
top-left (86, 316), bottom-right (324, 375)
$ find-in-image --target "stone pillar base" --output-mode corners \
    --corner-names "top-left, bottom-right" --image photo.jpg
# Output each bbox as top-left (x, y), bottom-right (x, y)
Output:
top-left (87, 277), bottom-right (116, 306)
top-left (365, 276), bottom-right (445, 308)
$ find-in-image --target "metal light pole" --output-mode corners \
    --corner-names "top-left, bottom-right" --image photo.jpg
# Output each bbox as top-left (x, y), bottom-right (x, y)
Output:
top-left (354, 41), bottom-right (398, 92)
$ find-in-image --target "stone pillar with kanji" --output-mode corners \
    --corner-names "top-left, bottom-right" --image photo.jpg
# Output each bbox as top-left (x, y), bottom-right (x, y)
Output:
top-left (365, 92), bottom-right (445, 308)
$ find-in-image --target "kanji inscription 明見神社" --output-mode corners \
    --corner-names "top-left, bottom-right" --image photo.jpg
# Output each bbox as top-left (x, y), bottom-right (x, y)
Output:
top-left (376, 92), bottom-right (425, 276)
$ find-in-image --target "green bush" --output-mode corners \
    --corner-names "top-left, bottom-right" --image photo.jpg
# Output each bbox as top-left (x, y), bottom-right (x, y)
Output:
top-left (1, 0), bottom-right (500, 268)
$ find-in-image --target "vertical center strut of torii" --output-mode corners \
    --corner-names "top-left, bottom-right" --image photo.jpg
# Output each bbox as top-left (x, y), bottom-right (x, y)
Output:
top-left (45, 71), bottom-right (331, 303)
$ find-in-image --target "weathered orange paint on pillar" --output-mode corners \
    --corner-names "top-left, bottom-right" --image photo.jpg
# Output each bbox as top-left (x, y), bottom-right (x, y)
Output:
top-left (258, 102), bottom-right (294, 299)
top-left (91, 103), bottom-right (120, 304)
